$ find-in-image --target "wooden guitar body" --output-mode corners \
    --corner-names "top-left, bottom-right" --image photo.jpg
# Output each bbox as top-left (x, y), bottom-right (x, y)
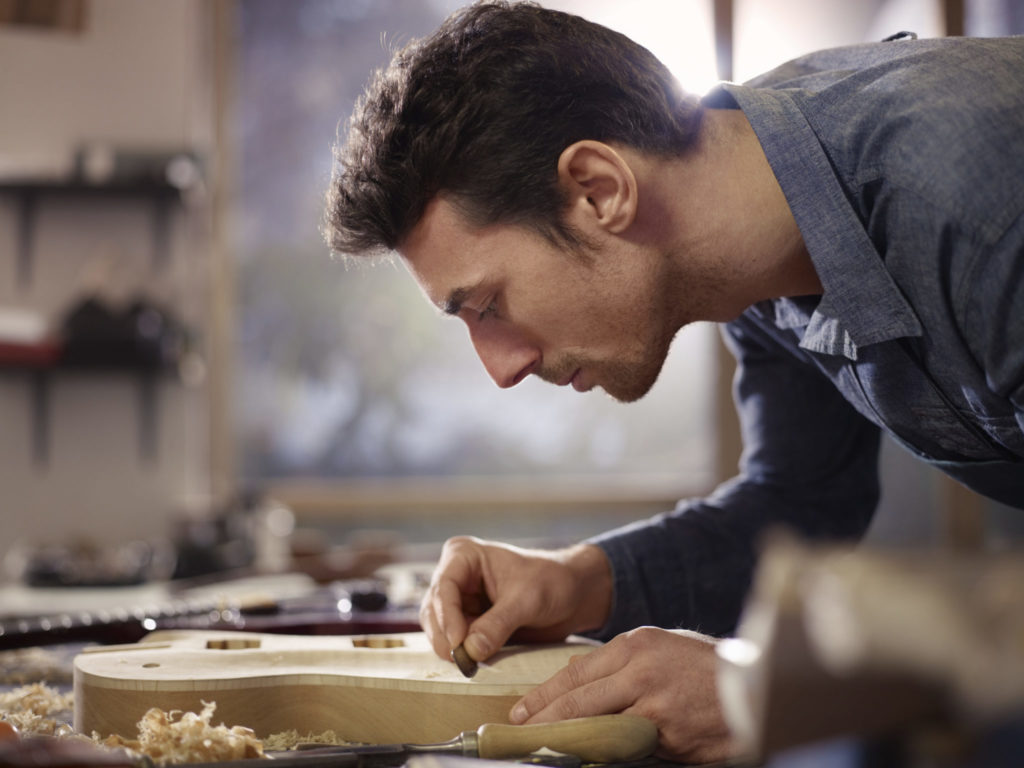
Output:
top-left (73, 630), bottom-right (598, 743)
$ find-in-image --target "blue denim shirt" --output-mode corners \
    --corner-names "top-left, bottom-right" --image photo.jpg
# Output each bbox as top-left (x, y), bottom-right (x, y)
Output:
top-left (589, 36), bottom-right (1024, 640)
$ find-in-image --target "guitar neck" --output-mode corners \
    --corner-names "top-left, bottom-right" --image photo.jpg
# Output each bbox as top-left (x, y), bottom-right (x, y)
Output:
top-left (0, 583), bottom-right (419, 649)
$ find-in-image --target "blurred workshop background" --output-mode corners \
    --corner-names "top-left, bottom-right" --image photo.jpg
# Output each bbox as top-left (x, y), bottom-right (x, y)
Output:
top-left (0, 0), bottom-right (1022, 588)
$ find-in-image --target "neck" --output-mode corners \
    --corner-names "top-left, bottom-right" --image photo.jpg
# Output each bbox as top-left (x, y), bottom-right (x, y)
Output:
top-left (657, 108), bottom-right (823, 323)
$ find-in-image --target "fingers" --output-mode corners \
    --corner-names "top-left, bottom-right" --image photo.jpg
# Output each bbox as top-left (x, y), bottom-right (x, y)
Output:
top-left (418, 587), bottom-right (446, 660)
top-left (420, 537), bottom-right (594, 666)
top-left (509, 638), bottom-right (632, 724)
top-left (434, 575), bottom-right (472, 648)
top-left (420, 537), bottom-right (479, 659)
top-left (420, 536), bottom-right (521, 662)
top-left (459, 586), bottom-right (528, 660)
top-left (508, 627), bottom-right (735, 764)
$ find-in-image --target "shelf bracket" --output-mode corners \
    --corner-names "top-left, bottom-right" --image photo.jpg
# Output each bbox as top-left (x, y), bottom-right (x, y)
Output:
top-left (138, 372), bottom-right (159, 462)
top-left (152, 196), bottom-right (171, 270)
top-left (17, 192), bottom-right (37, 288)
top-left (30, 370), bottom-right (50, 466)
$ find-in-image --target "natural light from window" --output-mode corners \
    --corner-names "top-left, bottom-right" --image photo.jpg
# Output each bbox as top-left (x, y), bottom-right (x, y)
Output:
top-left (233, 0), bottom-right (721, 499)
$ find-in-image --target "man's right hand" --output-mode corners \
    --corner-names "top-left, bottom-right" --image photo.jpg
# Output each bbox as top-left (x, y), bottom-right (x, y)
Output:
top-left (419, 536), bottom-right (613, 663)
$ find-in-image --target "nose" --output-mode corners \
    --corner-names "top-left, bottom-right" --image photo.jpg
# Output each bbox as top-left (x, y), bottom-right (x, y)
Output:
top-left (466, 318), bottom-right (540, 388)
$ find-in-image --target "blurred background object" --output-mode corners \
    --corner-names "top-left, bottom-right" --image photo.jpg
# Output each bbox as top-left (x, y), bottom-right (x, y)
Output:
top-left (718, 536), bottom-right (1024, 765)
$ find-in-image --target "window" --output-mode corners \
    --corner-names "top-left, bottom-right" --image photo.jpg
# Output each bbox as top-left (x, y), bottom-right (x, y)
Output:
top-left (232, 0), bottom-right (722, 513)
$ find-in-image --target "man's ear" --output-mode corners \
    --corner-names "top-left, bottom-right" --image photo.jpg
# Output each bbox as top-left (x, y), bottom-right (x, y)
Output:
top-left (557, 140), bottom-right (638, 234)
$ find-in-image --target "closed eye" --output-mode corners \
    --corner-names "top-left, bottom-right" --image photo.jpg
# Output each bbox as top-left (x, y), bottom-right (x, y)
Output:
top-left (478, 297), bottom-right (499, 321)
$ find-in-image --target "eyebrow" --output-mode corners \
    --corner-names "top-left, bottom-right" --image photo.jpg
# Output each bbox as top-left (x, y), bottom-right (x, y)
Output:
top-left (442, 286), bottom-right (473, 316)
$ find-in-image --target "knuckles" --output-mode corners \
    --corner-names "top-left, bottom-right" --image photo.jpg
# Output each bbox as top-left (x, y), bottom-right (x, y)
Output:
top-left (443, 535), bottom-right (482, 557)
top-left (618, 625), bottom-right (664, 650)
top-left (562, 654), bottom-right (590, 690)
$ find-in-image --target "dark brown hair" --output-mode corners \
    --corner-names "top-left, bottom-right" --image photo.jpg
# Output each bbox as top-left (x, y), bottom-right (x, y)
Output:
top-left (324, 0), bottom-right (703, 256)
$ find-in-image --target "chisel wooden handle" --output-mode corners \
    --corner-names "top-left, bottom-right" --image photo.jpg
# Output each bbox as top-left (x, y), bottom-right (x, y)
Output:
top-left (476, 714), bottom-right (658, 762)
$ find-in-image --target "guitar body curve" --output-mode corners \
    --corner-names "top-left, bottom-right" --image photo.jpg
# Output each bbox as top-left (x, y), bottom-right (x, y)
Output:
top-left (73, 630), bottom-right (597, 743)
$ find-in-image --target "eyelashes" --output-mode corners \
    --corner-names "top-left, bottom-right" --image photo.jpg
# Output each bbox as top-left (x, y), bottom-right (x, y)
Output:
top-left (477, 296), bottom-right (499, 320)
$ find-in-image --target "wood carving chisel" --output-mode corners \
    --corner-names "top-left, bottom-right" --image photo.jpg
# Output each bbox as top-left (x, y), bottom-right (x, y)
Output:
top-left (162, 715), bottom-right (658, 768)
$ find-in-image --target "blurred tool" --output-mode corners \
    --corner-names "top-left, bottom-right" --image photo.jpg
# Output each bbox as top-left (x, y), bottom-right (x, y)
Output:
top-left (60, 296), bottom-right (187, 371)
top-left (717, 535), bottom-right (1024, 762)
top-left (10, 538), bottom-right (172, 589)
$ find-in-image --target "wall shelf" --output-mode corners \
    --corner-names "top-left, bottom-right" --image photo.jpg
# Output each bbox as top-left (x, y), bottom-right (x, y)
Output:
top-left (0, 360), bottom-right (179, 467)
top-left (0, 179), bottom-right (192, 465)
top-left (0, 179), bottom-right (185, 287)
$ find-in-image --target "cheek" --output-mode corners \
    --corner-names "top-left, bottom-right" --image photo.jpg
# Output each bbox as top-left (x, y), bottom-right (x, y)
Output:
top-left (579, 281), bottom-right (645, 333)
top-left (542, 284), bottom-right (609, 335)
top-left (560, 291), bottom-right (640, 350)
top-left (514, 260), bottom-right (645, 343)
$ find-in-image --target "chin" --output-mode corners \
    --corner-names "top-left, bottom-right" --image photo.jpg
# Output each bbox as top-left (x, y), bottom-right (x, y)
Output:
top-left (600, 349), bottom-right (669, 403)
top-left (604, 386), bottom-right (650, 404)
top-left (601, 371), bottom-right (660, 403)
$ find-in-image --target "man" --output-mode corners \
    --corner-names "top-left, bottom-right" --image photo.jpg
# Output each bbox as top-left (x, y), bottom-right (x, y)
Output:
top-left (324, 1), bottom-right (1024, 762)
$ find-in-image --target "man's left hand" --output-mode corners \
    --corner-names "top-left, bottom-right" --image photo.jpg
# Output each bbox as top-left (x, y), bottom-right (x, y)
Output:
top-left (508, 626), bottom-right (736, 764)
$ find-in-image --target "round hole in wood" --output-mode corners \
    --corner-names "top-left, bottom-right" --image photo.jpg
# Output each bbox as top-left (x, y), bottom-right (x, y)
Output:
top-left (352, 636), bottom-right (405, 648)
top-left (205, 638), bottom-right (261, 650)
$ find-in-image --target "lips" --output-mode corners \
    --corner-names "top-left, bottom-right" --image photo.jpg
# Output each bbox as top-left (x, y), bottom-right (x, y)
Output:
top-left (556, 369), bottom-right (578, 387)
top-left (555, 368), bottom-right (590, 392)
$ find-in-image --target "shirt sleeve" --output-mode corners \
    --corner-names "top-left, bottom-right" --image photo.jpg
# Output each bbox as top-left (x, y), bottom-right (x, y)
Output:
top-left (961, 211), bottom-right (1024, 443)
top-left (585, 314), bottom-right (882, 640)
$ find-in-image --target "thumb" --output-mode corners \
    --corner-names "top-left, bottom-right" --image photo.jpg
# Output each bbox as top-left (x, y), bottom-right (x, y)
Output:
top-left (463, 599), bottom-right (529, 661)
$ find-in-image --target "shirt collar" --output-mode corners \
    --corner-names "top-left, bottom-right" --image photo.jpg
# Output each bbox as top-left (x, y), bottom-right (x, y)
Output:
top-left (714, 83), bottom-right (922, 360)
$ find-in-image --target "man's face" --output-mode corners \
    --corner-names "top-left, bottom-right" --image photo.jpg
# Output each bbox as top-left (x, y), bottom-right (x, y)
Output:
top-left (399, 197), bottom-right (679, 402)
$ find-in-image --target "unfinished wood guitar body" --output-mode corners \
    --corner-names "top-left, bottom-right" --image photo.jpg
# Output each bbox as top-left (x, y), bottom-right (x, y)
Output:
top-left (74, 630), bottom-right (597, 743)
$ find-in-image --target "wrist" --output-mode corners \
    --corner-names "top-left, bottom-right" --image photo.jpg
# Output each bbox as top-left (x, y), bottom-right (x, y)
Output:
top-left (560, 542), bottom-right (613, 633)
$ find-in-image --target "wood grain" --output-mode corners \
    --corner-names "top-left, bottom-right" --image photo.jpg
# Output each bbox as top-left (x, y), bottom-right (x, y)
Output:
top-left (73, 630), bottom-right (598, 743)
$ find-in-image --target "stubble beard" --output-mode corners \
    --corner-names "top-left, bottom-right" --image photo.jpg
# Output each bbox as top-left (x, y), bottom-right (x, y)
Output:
top-left (542, 254), bottom-right (702, 402)
top-left (601, 268), bottom-right (693, 403)
top-left (600, 329), bottom-right (675, 403)
top-left (542, 322), bottom-right (676, 403)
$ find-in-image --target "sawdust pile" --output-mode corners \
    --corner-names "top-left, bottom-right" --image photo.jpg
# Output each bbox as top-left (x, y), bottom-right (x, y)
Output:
top-left (0, 683), bottom-right (75, 736)
top-left (0, 684), bottom-right (355, 762)
top-left (1, 687), bottom-right (265, 763)
top-left (100, 702), bottom-right (264, 764)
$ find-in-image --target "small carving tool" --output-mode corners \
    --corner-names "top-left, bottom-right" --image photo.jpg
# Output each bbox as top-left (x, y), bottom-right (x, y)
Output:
top-left (450, 642), bottom-right (478, 678)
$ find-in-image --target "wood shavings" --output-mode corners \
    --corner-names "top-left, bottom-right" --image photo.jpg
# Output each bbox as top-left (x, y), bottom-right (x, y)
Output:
top-left (261, 729), bottom-right (357, 750)
top-left (0, 683), bottom-right (74, 736)
top-left (99, 702), bottom-right (264, 764)
top-left (0, 682), bottom-right (354, 763)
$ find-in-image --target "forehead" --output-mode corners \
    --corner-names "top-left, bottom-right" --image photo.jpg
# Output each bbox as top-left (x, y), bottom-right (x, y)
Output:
top-left (399, 198), bottom-right (521, 311)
